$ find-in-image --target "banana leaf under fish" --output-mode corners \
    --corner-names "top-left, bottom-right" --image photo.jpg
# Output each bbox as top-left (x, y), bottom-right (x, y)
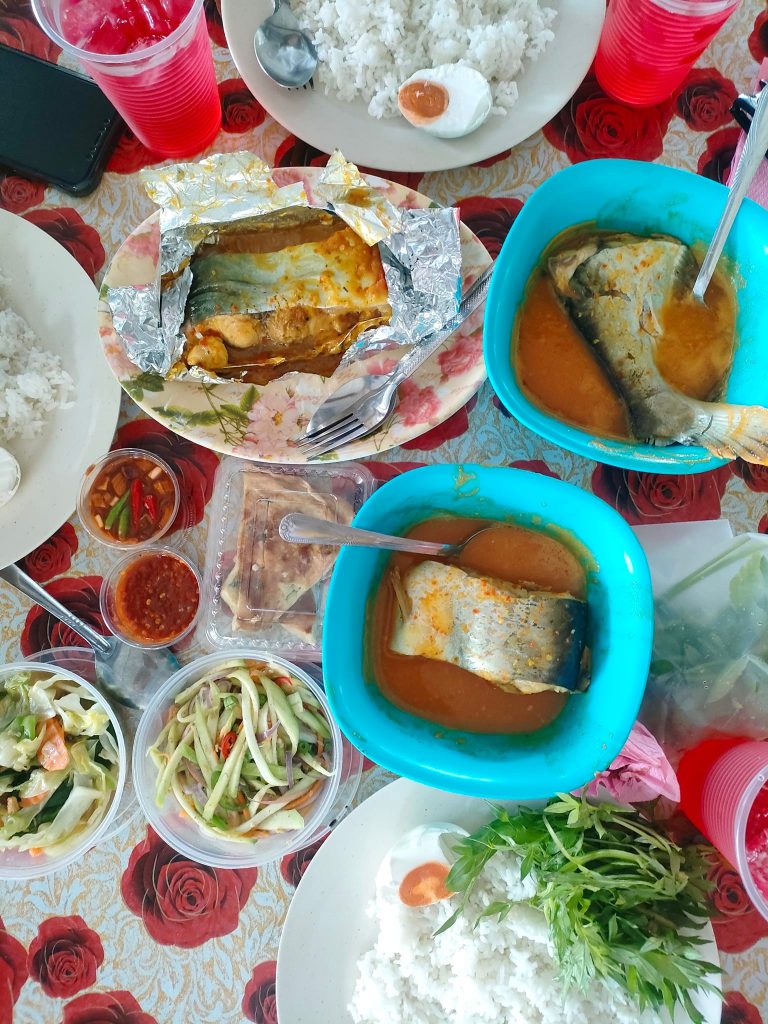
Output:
top-left (389, 561), bottom-right (589, 695)
top-left (548, 233), bottom-right (768, 465)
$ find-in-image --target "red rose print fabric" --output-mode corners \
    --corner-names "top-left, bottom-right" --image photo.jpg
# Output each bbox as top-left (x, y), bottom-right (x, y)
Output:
top-left (676, 68), bottom-right (736, 132)
top-left (543, 74), bottom-right (675, 163)
top-left (113, 419), bottom-right (218, 534)
top-left (456, 196), bottom-right (523, 259)
top-left (722, 991), bottom-right (763, 1024)
top-left (20, 576), bottom-right (107, 656)
top-left (0, 0), bottom-right (61, 60)
top-left (281, 837), bottom-right (328, 888)
top-left (274, 135), bottom-right (329, 168)
top-left (732, 460), bottom-right (768, 493)
top-left (698, 126), bottom-right (741, 184)
top-left (219, 79), bottom-right (266, 134)
top-left (749, 9), bottom-right (768, 62)
top-left (107, 129), bottom-right (160, 175)
top-left (509, 459), bottom-right (560, 479)
top-left (0, 174), bottom-right (45, 214)
top-left (360, 460), bottom-right (426, 486)
top-left (242, 961), bottom-right (277, 1024)
top-left (121, 827), bottom-right (257, 948)
top-left (19, 523), bottom-right (78, 583)
top-left (22, 209), bottom-right (105, 280)
top-left (204, 0), bottom-right (227, 47)
top-left (28, 916), bottom-right (104, 999)
top-left (591, 464), bottom-right (731, 526)
top-left (61, 991), bottom-right (157, 1024)
top-left (708, 854), bottom-right (768, 954)
top-left (0, 923), bottom-right (27, 1024)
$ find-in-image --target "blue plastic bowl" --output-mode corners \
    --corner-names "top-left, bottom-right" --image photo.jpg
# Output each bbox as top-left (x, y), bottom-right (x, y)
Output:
top-left (322, 464), bottom-right (652, 799)
top-left (484, 159), bottom-right (768, 474)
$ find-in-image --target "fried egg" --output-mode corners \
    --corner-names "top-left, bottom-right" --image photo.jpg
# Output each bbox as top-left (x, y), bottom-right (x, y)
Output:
top-left (397, 64), bottom-right (492, 139)
top-left (375, 822), bottom-right (469, 907)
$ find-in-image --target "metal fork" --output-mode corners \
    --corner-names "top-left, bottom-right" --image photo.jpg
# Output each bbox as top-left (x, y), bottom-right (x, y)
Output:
top-left (297, 262), bottom-right (494, 458)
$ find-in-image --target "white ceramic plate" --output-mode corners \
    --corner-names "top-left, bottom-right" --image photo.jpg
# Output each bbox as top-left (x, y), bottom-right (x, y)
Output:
top-left (277, 778), bottom-right (722, 1024)
top-left (0, 210), bottom-right (121, 568)
top-left (221, 0), bottom-right (606, 173)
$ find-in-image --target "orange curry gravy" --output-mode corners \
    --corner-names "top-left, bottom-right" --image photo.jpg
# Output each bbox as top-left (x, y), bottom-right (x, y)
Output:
top-left (368, 517), bottom-right (586, 735)
top-left (513, 235), bottom-right (736, 440)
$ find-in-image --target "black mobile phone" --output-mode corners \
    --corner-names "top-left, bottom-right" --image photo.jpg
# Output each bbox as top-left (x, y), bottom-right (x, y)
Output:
top-left (0, 43), bottom-right (124, 197)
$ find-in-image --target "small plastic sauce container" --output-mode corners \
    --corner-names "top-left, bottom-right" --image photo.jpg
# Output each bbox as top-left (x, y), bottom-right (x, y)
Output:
top-left (101, 547), bottom-right (201, 649)
top-left (79, 447), bottom-right (180, 549)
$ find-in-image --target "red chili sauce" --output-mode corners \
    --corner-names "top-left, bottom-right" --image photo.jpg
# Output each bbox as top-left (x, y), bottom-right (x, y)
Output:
top-left (114, 552), bottom-right (199, 645)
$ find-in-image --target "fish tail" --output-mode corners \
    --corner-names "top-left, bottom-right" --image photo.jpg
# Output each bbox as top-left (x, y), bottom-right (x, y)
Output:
top-left (696, 403), bottom-right (768, 465)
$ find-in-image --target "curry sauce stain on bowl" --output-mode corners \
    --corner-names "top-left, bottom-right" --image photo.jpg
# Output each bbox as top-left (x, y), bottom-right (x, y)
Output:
top-left (368, 516), bottom-right (588, 735)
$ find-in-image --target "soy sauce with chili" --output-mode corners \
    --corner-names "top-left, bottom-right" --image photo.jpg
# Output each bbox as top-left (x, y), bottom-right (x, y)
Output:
top-left (85, 450), bottom-right (178, 545)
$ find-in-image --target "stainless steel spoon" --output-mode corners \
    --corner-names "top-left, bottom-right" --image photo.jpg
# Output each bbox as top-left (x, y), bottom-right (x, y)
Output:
top-left (279, 513), bottom-right (490, 557)
top-left (693, 82), bottom-right (768, 301)
top-left (254, 0), bottom-right (318, 89)
top-left (0, 563), bottom-right (179, 710)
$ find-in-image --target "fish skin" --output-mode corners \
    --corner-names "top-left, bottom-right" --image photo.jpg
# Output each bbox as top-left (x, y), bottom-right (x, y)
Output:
top-left (548, 233), bottom-right (768, 465)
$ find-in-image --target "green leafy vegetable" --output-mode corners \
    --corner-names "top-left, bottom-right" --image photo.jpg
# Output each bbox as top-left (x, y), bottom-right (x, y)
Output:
top-left (442, 793), bottom-right (719, 1024)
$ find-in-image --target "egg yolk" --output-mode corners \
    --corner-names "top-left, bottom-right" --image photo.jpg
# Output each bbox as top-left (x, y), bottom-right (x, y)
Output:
top-left (398, 861), bottom-right (453, 906)
top-left (398, 80), bottom-right (449, 124)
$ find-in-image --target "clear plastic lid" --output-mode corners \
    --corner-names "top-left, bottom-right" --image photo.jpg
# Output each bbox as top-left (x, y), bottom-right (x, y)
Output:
top-left (201, 459), bottom-right (374, 659)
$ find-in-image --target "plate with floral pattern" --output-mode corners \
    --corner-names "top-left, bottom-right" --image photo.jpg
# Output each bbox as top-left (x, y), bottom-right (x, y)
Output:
top-left (98, 168), bottom-right (491, 463)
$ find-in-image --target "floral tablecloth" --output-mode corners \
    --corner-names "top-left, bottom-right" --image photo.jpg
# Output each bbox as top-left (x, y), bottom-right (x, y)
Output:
top-left (1, 1), bottom-right (768, 1021)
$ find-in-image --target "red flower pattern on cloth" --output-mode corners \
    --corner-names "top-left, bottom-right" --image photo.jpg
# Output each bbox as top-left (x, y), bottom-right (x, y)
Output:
top-left (402, 394), bottom-right (477, 451)
top-left (543, 74), bottom-right (675, 163)
top-left (360, 460), bottom-right (427, 486)
top-left (60, 991), bottom-right (158, 1024)
top-left (0, 1), bottom-right (61, 61)
top-left (274, 135), bottom-right (328, 168)
top-left (492, 392), bottom-right (512, 418)
top-left (697, 126), bottom-right (741, 184)
top-left (280, 836), bottom-right (328, 888)
top-left (22, 209), bottom-right (105, 280)
top-left (204, 0), bottom-right (227, 47)
top-left (749, 8), bottom-right (768, 62)
top-left (760, 512), bottom-right (768, 535)
top-left (113, 419), bottom-right (219, 534)
top-left (0, 924), bottom-right (27, 1024)
top-left (219, 78), bottom-right (266, 134)
top-left (676, 68), bottom-right (737, 132)
top-left (731, 460), bottom-right (768, 493)
top-left (121, 827), bottom-right (257, 948)
top-left (722, 991), bottom-right (763, 1024)
top-left (456, 196), bottom-right (523, 259)
top-left (707, 853), bottom-right (768, 953)
top-left (19, 523), bottom-right (78, 583)
top-left (20, 576), bottom-right (107, 656)
top-left (509, 459), bottom-right (560, 479)
top-left (0, 174), bottom-right (45, 214)
top-left (591, 464), bottom-right (731, 526)
top-left (242, 961), bottom-right (277, 1024)
top-left (107, 129), bottom-right (161, 175)
top-left (28, 916), bottom-right (104, 999)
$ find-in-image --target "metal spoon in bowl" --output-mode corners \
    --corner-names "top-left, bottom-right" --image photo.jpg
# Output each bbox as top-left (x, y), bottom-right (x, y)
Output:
top-left (279, 513), bottom-right (491, 557)
top-left (0, 563), bottom-right (178, 710)
top-left (254, 0), bottom-right (317, 89)
top-left (693, 82), bottom-right (768, 301)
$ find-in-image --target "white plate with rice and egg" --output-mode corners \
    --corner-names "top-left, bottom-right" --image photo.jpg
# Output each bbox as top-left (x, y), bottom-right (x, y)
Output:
top-left (222, 0), bottom-right (605, 172)
top-left (0, 210), bottom-right (120, 568)
top-left (276, 778), bottom-right (722, 1024)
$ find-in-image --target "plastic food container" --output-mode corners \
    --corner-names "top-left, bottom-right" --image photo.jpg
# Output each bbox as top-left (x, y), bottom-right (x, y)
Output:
top-left (201, 459), bottom-right (374, 659)
top-left (133, 651), bottom-right (362, 869)
top-left (78, 447), bottom-right (180, 549)
top-left (0, 661), bottom-right (127, 880)
top-left (100, 546), bottom-right (201, 649)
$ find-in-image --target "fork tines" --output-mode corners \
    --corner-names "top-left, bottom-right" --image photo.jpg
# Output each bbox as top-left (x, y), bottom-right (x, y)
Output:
top-left (297, 415), bottom-right (373, 458)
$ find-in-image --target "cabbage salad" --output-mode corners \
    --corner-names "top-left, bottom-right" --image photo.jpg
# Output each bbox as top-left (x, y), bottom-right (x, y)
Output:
top-left (0, 671), bottom-right (120, 856)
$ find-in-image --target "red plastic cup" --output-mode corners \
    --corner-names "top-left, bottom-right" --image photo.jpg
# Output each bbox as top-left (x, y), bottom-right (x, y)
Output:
top-left (31, 0), bottom-right (221, 158)
top-left (679, 738), bottom-right (768, 923)
top-left (594, 0), bottom-right (741, 107)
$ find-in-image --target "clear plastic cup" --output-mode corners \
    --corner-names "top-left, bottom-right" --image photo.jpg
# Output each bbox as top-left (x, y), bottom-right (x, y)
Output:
top-left (679, 738), bottom-right (768, 923)
top-left (132, 651), bottom-right (362, 869)
top-left (100, 546), bottom-right (201, 649)
top-left (0, 661), bottom-right (127, 879)
top-left (30, 0), bottom-right (221, 158)
top-left (594, 0), bottom-right (741, 107)
top-left (78, 448), bottom-right (180, 551)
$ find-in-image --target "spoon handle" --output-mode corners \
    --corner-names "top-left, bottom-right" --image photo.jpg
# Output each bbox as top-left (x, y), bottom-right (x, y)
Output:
top-left (693, 83), bottom-right (768, 300)
top-left (0, 564), bottom-right (113, 655)
top-left (279, 513), bottom-right (451, 555)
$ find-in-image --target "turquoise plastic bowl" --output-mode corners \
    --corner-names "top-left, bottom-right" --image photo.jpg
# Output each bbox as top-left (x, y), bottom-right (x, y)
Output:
top-left (322, 464), bottom-right (653, 800)
top-left (484, 159), bottom-right (768, 474)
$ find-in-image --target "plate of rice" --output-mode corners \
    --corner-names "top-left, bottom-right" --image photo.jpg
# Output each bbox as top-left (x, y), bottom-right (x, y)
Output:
top-left (0, 210), bottom-right (120, 568)
top-left (221, 0), bottom-right (605, 172)
top-left (276, 778), bottom-right (722, 1024)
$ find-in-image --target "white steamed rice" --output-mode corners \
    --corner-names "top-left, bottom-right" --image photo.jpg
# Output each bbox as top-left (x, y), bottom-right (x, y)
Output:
top-left (291, 0), bottom-right (557, 118)
top-left (0, 277), bottom-right (74, 441)
top-left (349, 852), bottom-right (664, 1024)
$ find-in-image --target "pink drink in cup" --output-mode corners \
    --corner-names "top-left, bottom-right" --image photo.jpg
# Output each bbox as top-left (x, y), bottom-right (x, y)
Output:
top-left (31, 0), bottom-right (220, 158)
top-left (594, 0), bottom-right (741, 107)
top-left (678, 738), bottom-right (768, 923)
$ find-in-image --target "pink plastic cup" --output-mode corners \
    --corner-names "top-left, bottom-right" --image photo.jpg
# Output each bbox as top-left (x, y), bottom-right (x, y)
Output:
top-left (31, 0), bottom-right (221, 158)
top-left (594, 0), bottom-right (741, 107)
top-left (680, 739), bottom-right (768, 923)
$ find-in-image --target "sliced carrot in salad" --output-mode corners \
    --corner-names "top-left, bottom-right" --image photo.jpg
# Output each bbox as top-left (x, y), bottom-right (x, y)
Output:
top-left (38, 718), bottom-right (69, 771)
top-left (20, 791), bottom-right (48, 807)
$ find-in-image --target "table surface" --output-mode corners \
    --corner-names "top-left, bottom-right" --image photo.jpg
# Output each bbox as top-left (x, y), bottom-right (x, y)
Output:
top-left (1, 2), bottom-right (768, 1021)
